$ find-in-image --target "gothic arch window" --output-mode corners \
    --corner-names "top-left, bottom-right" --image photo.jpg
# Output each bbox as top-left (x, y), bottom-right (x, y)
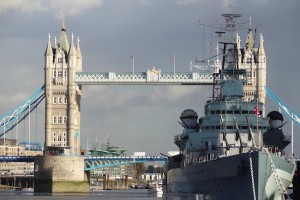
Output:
top-left (58, 117), bottom-right (63, 124)
top-left (64, 96), bottom-right (67, 104)
top-left (58, 71), bottom-right (63, 77)
top-left (53, 116), bottom-right (57, 124)
top-left (57, 54), bottom-right (63, 63)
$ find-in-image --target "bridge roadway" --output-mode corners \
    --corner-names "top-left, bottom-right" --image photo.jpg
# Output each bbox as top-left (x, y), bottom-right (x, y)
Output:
top-left (0, 156), bottom-right (167, 171)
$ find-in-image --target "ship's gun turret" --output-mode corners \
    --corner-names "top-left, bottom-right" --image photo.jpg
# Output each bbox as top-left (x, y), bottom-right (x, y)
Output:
top-left (263, 111), bottom-right (290, 151)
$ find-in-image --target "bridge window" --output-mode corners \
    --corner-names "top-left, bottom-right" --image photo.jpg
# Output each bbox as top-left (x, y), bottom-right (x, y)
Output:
top-left (64, 97), bottom-right (67, 104)
top-left (63, 117), bottom-right (67, 124)
top-left (64, 70), bottom-right (67, 77)
top-left (53, 97), bottom-right (57, 104)
top-left (53, 70), bottom-right (56, 78)
top-left (58, 117), bottom-right (63, 124)
top-left (58, 71), bottom-right (63, 77)
top-left (53, 117), bottom-right (57, 124)
top-left (58, 57), bottom-right (63, 64)
top-left (58, 97), bottom-right (62, 104)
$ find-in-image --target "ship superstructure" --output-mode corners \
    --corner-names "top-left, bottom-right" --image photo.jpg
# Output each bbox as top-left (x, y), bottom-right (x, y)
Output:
top-left (164, 12), bottom-right (295, 200)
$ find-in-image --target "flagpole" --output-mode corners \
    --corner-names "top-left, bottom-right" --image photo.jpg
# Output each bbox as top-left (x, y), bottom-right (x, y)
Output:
top-left (292, 113), bottom-right (294, 156)
top-left (132, 53), bottom-right (135, 74)
top-left (173, 53), bottom-right (176, 75)
top-left (171, 53), bottom-right (176, 75)
top-left (256, 97), bottom-right (260, 148)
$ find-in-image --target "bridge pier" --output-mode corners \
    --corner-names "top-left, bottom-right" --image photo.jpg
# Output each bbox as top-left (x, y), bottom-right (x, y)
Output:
top-left (34, 156), bottom-right (89, 193)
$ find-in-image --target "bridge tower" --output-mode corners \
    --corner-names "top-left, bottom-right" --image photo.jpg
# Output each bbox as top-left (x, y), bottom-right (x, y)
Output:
top-left (44, 21), bottom-right (82, 156)
top-left (34, 22), bottom-right (88, 193)
top-left (239, 18), bottom-right (266, 115)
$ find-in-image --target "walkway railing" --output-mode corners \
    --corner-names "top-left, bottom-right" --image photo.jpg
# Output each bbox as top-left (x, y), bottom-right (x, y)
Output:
top-left (75, 71), bottom-right (214, 85)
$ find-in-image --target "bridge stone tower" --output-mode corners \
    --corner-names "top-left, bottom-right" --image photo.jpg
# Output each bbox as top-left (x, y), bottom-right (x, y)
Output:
top-left (238, 18), bottom-right (267, 115)
top-left (44, 21), bottom-right (82, 156)
top-left (34, 22), bottom-right (88, 193)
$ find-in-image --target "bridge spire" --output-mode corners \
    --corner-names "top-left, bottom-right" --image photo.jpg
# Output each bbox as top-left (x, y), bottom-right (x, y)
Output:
top-left (69, 33), bottom-right (76, 56)
top-left (245, 17), bottom-right (254, 50)
top-left (44, 33), bottom-right (53, 56)
top-left (59, 20), bottom-right (69, 51)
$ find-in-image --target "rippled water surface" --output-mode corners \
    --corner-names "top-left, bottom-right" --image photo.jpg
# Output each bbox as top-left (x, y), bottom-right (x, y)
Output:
top-left (0, 189), bottom-right (162, 200)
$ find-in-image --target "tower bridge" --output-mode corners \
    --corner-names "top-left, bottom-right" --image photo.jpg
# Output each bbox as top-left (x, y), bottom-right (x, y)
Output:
top-left (0, 20), bottom-right (279, 193)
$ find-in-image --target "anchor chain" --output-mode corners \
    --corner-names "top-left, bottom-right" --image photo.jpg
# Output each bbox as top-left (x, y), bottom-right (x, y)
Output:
top-left (249, 152), bottom-right (257, 200)
top-left (264, 148), bottom-right (291, 200)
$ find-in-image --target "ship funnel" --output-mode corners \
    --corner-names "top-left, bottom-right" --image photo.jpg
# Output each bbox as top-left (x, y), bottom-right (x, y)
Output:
top-left (180, 109), bottom-right (198, 129)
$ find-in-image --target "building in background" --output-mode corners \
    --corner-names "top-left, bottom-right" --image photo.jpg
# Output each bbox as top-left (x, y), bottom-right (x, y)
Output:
top-left (86, 139), bottom-right (135, 190)
top-left (0, 139), bottom-right (42, 175)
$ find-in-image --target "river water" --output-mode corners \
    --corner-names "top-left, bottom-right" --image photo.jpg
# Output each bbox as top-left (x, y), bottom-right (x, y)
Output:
top-left (0, 189), bottom-right (162, 200)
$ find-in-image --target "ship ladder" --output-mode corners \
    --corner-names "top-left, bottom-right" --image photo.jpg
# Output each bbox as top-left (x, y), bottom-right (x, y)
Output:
top-left (264, 148), bottom-right (291, 200)
top-left (249, 152), bottom-right (257, 200)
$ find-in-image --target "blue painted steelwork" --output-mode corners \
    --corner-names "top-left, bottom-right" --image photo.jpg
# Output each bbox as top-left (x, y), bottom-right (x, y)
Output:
top-left (0, 156), bottom-right (34, 162)
top-left (0, 85), bottom-right (45, 136)
top-left (0, 156), bottom-right (167, 171)
top-left (85, 156), bottom-right (166, 171)
top-left (265, 86), bottom-right (300, 127)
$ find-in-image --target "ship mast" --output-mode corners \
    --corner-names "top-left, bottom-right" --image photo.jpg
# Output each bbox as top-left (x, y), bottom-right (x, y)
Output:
top-left (215, 12), bottom-right (247, 100)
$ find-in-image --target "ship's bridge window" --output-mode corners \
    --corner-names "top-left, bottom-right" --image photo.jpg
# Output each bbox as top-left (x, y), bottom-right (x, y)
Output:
top-left (234, 110), bottom-right (240, 114)
top-left (226, 110), bottom-right (233, 114)
top-left (216, 110), bottom-right (221, 114)
top-left (242, 110), bottom-right (248, 114)
top-left (226, 126), bottom-right (234, 129)
top-left (211, 111), bottom-right (216, 114)
top-left (253, 126), bottom-right (266, 130)
top-left (216, 126), bottom-right (220, 129)
top-left (241, 126), bottom-right (248, 129)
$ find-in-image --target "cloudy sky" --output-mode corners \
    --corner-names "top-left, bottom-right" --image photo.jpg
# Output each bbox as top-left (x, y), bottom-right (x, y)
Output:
top-left (0, 0), bottom-right (299, 157)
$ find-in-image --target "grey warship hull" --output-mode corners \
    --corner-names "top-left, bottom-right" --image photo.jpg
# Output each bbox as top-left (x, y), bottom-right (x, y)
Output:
top-left (163, 10), bottom-right (296, 200)
top-left (166, 151), bottom-right (295, 199)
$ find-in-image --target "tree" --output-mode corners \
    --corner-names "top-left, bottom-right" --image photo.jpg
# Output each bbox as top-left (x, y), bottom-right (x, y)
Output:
top-left (134, 163), bottom-right (145, 180)
top-left (146, 165), bottom-right (155, 173)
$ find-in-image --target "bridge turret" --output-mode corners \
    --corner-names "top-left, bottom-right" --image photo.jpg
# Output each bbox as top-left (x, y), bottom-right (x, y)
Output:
top-left (67, 33), bottom-right (81, 156)
top-left (76, 37), bottom-right (82, 72)
top-left (45, 33), bottom-right (53, 57)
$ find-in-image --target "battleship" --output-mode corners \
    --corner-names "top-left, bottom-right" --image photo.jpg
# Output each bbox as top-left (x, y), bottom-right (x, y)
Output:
top-left (163, 12), bottom-right (296, 200)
